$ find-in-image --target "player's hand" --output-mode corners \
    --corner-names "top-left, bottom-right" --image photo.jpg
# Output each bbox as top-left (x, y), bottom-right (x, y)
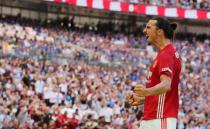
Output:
top-left (126, 94), bottom-right (143, 106)
top-left (133, 85), bottom-right (150, 97)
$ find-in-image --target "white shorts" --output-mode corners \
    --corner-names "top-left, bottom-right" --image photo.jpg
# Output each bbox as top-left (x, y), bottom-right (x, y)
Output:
top-left (139, 118), bottom-right (177, 129)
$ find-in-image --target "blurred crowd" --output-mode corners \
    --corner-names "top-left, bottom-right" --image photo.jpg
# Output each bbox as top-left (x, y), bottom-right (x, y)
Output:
top-left (0, 16), bottom-right (210, 129)
top-left (112, 0), bottom-right (210, 10)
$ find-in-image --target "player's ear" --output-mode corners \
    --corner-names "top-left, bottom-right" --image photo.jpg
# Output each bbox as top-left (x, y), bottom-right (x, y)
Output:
top-left (157, 29), bottom-right (163, 36)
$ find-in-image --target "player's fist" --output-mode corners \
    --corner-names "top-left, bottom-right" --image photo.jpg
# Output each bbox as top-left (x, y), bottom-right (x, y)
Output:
top-left (133, 85), bottom-right (150, 97)
top-left (126, 94), bottom-right (142, 106)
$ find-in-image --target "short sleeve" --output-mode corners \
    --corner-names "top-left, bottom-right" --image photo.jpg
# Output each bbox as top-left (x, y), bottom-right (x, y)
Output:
top-left (158, 55), bottom-right (174, 79)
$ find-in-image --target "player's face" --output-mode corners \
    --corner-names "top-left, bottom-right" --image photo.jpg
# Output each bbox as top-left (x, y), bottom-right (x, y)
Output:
top-left (143, 20), bottom-right (158, 45)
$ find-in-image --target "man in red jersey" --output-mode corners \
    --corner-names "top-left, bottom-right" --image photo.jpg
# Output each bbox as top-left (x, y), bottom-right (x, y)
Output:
top-left (126, 17), bottom-right (181, 129)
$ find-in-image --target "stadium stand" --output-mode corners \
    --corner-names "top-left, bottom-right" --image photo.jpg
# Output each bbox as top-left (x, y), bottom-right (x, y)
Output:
top-left (44, 0), bottom-right (210, 20)
top-left (116, 0), bottom-right (210, 10)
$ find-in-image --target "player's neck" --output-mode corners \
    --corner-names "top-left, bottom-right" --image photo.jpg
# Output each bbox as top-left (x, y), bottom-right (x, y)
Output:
top-left (155, 38), bottom-right (170, 51)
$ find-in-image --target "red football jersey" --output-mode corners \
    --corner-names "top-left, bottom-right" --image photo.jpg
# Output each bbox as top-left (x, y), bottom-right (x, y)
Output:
top-left (143, 43), bottom-right (181, 120)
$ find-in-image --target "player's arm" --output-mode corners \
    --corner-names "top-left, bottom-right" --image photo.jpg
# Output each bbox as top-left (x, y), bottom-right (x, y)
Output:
top-left (146, 74), bottom-right (171, 96)
top-left (134, 75), bottom-right (171, 96)
top-left (126, 94), bottom-right (145, 106)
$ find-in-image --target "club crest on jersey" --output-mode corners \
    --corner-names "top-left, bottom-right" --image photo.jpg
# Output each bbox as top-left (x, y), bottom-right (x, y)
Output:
top-left (146, 71), bottom-right (152, 83)
top-left (175, 52), bottom-right (179, 59)
top-left (147, 71), bottom-right (152, 79)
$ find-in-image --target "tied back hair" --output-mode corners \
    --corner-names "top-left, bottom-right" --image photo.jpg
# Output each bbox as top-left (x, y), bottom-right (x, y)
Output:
top-left (152, 17), bottom-right (178, 40)
top-left (170, 22), bottom-right (177, 42)
top-left (170, 22), bottom-right (177, 31)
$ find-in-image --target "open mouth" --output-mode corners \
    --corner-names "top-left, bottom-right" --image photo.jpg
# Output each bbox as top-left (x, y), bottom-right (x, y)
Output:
top-left (146, 35), bottom-right (149, 40)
